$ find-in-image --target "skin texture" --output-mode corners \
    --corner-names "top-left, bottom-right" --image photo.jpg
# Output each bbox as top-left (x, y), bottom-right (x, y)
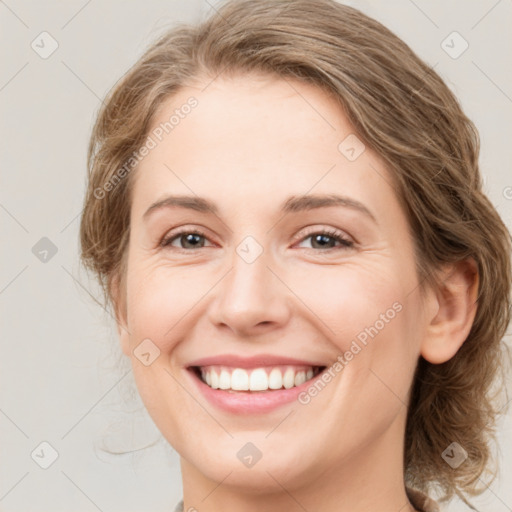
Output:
top-left (114, 73), bottom-right (478, 512)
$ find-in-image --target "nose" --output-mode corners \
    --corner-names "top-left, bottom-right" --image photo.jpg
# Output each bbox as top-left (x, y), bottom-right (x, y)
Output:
top-left (207, 245), bottom-right (291, 338)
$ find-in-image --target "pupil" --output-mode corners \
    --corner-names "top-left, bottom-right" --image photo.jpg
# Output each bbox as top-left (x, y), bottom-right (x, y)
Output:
top-left (184, 233), bottom-right (202, 248)
top-left (314, 234), bottom-right (333, 248)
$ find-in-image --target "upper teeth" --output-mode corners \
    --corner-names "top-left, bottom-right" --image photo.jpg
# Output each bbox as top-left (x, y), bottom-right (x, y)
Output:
top-left (199, 366), bottom-right (320, 391)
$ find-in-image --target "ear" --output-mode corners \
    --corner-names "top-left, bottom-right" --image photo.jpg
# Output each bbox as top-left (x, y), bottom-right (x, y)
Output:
top-left (110, 272), bottom-right (131, 356)
top-left (420, 258), bottom-right (479, 364)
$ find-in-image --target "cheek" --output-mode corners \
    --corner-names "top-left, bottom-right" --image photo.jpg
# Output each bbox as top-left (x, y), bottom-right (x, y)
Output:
top-left (125, 263), bottom-right (211, 350)
top-left (287, 261), bottom-right (405, 345)
top-left (330, 287), bottom-right (423, 425)
top-left (291, 260), bottom-right (420, 397)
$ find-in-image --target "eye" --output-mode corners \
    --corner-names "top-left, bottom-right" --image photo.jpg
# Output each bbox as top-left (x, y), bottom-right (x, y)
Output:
top-left (160, 227), bottom-right (354, 252)
top-left (160, 229), bottom-right (211, 250)
top-left (294, 228), bottom-right (354, 250)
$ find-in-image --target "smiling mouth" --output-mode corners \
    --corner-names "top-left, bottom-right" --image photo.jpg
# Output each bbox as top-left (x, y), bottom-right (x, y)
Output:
top-left (189, 365), bottom-right (327, 393)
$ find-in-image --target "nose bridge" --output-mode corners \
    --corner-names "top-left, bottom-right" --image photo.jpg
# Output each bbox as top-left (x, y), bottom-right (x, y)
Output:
top-left (210, 234), bottom-right (289, 334)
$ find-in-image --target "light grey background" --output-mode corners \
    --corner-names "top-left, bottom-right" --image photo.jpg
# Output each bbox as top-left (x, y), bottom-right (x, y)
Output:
top-left (1, 1), bottom-right (511, 511)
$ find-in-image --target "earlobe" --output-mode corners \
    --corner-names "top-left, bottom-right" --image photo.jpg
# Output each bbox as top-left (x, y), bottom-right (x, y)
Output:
top-left (420, 258), bottom-right (479, 364)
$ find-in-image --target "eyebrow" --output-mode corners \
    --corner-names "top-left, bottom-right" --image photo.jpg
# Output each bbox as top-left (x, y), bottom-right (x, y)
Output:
top-left (143, 193), bottom-right (377, 223)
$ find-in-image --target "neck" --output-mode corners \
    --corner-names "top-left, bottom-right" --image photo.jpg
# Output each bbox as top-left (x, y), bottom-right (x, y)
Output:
top-left (179, 408), bottom-right (416, 512)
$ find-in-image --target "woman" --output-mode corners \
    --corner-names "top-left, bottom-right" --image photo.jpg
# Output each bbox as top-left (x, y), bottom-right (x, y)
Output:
top-left (79, 1), bottom-right (511, 511)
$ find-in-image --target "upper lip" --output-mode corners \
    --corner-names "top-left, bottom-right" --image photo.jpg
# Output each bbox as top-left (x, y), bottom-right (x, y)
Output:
top-left (187, 354), bottom-right (327, 369)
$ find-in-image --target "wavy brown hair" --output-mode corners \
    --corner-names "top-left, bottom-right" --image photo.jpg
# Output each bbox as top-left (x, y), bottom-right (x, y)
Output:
top-left (79, 0), bottom-right (512, 506)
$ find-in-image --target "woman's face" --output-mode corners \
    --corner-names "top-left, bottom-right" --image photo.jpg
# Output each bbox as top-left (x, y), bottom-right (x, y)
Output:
top-left (117, 73), bottom-right (431, 493)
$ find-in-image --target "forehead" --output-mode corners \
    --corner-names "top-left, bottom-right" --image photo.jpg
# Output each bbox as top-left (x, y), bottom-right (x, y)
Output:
top-left (130, 73), bottom-right (400, 221)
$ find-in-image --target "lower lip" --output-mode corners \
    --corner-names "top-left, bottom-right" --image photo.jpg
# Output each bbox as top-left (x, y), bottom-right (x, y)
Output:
top-left (186, 368), bottom-right (325, 414)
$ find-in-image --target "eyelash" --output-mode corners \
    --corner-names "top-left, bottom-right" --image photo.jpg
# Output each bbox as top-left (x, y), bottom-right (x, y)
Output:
top-left (160, 227), bottom-right (355, 252)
